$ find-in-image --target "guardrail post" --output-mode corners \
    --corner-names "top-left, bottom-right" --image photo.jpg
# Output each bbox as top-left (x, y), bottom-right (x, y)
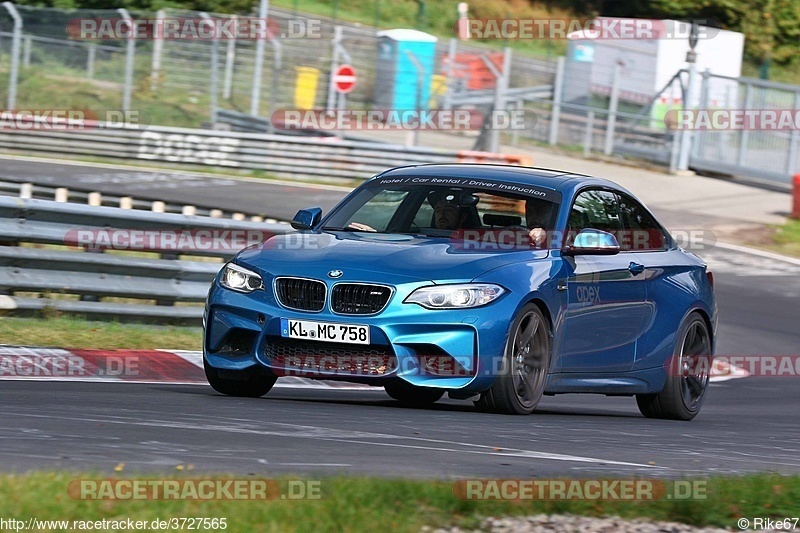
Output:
top-left (250, 0), bottom-right (270, 115)
top-left (88, 192), bottom-right (102, 207)
top-left (603, 63), bottom-right (621, 156)
top-left (548, 56), bottom-right (565, 146)
top-left (19, 183), bottom-right (32, 199)
top-left (2, 2), bottom-right (22, 110)
top-left (119, 197), bottom-right (133, 209)
top-left (54, 188), bottom-right (68, 202)
top-left (117, 8), bottom-right (135, 111)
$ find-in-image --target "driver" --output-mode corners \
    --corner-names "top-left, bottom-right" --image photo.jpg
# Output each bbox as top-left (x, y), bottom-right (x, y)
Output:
top-left (433, 198), bottom-right (468, 230)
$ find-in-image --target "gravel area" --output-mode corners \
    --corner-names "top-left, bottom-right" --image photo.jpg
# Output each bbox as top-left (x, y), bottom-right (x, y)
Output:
top-left (424, 514), bottom-right (735, 532)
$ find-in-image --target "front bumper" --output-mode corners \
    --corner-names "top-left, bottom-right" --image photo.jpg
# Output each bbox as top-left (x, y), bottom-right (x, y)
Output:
top-left (203, 280), bottom-right (518, 394)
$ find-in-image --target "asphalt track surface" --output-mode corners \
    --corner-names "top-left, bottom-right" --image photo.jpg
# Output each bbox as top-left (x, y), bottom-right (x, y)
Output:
top-left (2, 159), bottom-right (800, 478)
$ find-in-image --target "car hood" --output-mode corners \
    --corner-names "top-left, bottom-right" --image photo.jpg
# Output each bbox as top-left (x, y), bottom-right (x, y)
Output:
top-left (236, 231), bottom-right (549, 283)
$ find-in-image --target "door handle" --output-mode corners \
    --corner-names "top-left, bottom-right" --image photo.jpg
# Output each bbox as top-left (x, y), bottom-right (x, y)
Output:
top-left (628, 262), bottom-right (645, 275)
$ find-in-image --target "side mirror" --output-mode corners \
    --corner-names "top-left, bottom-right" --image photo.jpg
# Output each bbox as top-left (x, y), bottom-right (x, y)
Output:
top-left (564, 229), bottom-right (620, 256)
top-left (291, 207), bottom-right (322, 230)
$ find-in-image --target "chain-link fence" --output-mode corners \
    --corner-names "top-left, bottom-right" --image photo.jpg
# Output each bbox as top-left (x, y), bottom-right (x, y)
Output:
top-left (0, 3), bottom-right (799, 185)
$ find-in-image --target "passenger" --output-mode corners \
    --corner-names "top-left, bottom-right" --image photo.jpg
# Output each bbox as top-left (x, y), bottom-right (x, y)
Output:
top-left (524, 198), bottom-right (552, 247)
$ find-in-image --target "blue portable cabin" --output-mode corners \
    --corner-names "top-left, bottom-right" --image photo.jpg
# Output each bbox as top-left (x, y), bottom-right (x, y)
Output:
top-left (373, 29), bottom-right (438, 111)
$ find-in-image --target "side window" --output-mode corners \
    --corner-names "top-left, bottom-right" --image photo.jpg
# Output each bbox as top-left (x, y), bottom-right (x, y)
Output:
top-left (568, 189), bottom-right (622, 245)
top-left (344, 189), bottom-right (409, 232)
top-left (617, 194), bottom-right (669, 251)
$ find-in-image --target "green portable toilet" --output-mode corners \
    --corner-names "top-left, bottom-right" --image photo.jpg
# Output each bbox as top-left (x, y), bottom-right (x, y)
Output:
top-left (374, 29), bottom-right (438, 111)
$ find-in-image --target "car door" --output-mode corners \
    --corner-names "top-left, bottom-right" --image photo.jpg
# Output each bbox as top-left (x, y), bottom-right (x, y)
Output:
top-left (555, 189), bottom-right (649, 373)
top-left (615, 192), bottom-right (687, 371)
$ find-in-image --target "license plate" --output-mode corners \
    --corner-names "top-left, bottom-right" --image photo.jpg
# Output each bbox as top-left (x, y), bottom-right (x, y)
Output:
top-left (280, 318), bottom-right (370, 345)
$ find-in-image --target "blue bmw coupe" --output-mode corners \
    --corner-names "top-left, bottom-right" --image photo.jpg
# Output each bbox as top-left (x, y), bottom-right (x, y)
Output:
top-left (203, 164), bottom-right (717, 420)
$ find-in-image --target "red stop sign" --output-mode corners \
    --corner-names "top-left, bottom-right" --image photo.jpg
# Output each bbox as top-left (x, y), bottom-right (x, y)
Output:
top-left (333, 64), bottom-right (357, 94)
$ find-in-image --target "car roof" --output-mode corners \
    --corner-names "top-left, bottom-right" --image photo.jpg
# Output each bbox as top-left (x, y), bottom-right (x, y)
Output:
top-left (372, 163), bottom-right (623, 195)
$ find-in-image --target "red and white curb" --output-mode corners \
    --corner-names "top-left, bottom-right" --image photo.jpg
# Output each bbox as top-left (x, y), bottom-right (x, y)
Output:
top-left (0, 346), bottom-right (373, 389)
top-left (0, 345), bottom-right (749, 385)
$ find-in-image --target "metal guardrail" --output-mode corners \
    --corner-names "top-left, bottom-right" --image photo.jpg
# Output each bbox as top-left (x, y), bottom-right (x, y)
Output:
top-left (0, 196), bottom-right (292, 322)
top-left (0, 121), bottom-right (531, 180)
top-left (0, 180), bottom-right (281, 220)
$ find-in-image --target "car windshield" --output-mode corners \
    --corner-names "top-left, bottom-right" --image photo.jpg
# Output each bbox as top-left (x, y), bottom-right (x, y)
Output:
top-left (322, 176), bottom-right (560, 241)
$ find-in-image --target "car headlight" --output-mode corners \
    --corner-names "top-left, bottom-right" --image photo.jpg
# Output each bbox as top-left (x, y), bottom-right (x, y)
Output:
top-left (404, 283), bottom-right (505, 309)
top-left (220, 263), bottom-right (264, 293)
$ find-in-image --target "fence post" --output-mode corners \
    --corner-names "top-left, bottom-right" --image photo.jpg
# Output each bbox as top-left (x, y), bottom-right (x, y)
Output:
top-left (693, 68), bottom-right (710, 160)
top-left (583, 111), bottom-right (594, 157)
top-left (482, 47), bottom-right (511, 154)
top-left (404, 50), bottom-right (424, 147)
top-left (22, 34), bottom-right (30, 67)
top-left (786, 91), bottom-right (800, 175)
top-left (442, 37), bottom-right (457, 111)
top-left (548, 56), bottom-right (565, 146)
top-left (2, 2), bottom-right (22, 110)
top-left (150, 9), bottom-right (164, 91)
top-left (677, 60), bottom-right (698, 170)
top-left (200, 13), bottom-right (219, 124)
top-left (117, 8), bottom-right (135, 111)
top-left (87, 43), bottom-right (96, 79)
top-left (250, 0), bottom-right (270, 115)
top-left (268, 36), bottom-right (282, 126)
top-left (327, 26), bottom-right (342, 111)
top-left (223, 15), bottom-right (237, 100)
top-left (737, 82), bottom-right (752, 167)
top-left (603, 63), bottom-right (621, 156)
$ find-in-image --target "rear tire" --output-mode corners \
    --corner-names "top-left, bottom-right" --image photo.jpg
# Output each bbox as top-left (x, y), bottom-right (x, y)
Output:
top-left (204, 358), bottom-right (277, 398)
top-left (475, 303), bottom-right (551, 415)
top-left (384, 380), bottom-right (444, 407)
top-left (636, 312), bottom-right (711, 421)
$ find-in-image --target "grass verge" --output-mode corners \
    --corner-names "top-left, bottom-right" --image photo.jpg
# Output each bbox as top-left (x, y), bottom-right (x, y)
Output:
top-left (768, 218), bottom-right (800, 258)
top-left (0, 317), bottom-right (201, 350)
top-left (0, 473), bottom-right (797, 531)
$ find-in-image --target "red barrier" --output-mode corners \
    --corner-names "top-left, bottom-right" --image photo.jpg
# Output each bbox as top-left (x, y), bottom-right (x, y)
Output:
top-left (793, 174), bottom-right (800, 220)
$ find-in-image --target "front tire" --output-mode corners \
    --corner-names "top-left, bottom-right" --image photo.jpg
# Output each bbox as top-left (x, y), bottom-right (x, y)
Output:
top-left (384, 380), bottom-right (444, 407)
top-left (636, 312), bottom-right (712, 421)
top-left (475, 303), bottom-right (551, 415)
top-left (204, 358), bottom-right (277, 398)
